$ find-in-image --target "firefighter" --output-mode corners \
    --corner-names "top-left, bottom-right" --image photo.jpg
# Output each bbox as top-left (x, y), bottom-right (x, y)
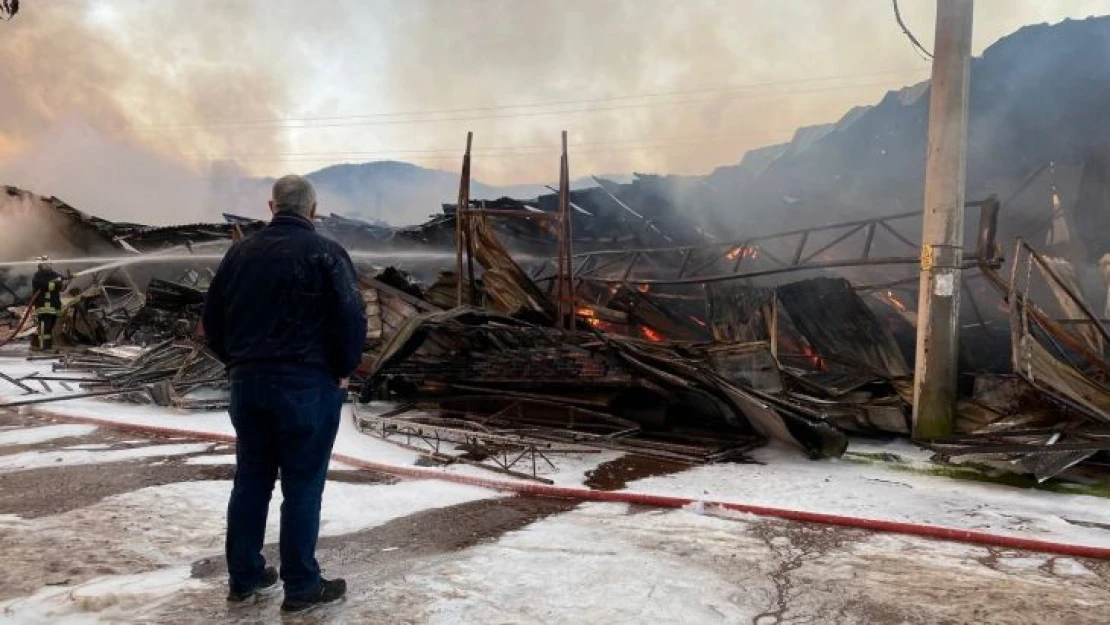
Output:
top-left (30, 256), bottom-right (65, 351)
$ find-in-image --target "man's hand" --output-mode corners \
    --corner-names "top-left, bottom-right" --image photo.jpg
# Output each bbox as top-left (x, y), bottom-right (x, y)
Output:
top-left (337, 378), bottom-right (349, 390)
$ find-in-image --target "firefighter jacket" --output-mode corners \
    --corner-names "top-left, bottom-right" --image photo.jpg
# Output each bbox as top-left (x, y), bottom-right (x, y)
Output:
top-left (31, 269), bottom-right (64, 314)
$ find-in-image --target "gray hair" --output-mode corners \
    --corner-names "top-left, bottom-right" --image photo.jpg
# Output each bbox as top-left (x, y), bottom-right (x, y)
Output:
top-left (271, 175), bottom-right (317, 217)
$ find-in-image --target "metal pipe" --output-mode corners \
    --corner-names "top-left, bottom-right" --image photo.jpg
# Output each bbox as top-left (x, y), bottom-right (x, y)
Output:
top-left (0, 387), bottom-right (145, 408)
top-left (573, 210), bottom-right (920, 258)
top-left (580, 255), bottom-right (982, 286)
top-left (1022, 240), bottom-right (1110, 345)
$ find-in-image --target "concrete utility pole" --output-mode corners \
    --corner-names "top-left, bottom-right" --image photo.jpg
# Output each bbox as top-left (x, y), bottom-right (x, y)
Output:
top-left (912, 0), bottom-right (974, 439)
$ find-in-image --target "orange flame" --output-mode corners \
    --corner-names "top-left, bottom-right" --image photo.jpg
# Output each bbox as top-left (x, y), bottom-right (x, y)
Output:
top-left (801, 343), bottom-right (826, 370)
top-left (576, 306), bottom-right (604, 328)
top-left (637, 284), bottom-right (651, 293)
top-left (883, 290), bottom-right (909, 314)
top-left (725, 246), bottom-right (759, 261)
top-left (640, 326), bottom-right (664, 342)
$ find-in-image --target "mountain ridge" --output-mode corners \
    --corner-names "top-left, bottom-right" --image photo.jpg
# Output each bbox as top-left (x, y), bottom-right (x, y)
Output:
top-left (256, 160), bottom-right (629, 225)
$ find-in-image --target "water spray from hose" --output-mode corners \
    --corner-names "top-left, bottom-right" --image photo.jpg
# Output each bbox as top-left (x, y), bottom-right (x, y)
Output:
top-left (0, 249), bottom-right (511, 279)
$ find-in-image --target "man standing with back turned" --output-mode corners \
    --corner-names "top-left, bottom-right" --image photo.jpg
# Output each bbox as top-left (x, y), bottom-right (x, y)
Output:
top-left (202, 175), bottom-right (367, 613)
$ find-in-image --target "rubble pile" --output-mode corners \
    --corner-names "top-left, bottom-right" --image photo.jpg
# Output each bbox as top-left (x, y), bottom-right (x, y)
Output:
top-left (347, 193), bottom-right (1110, 482)
top-left (920, 239), bottom-right (1110, 480)
top-left (6, 15), bottom-right (1110, 483)
top-left (1, 341), bottom-right (227, 411)
top-left (360, 308), bottom-right (791, 464)
top-left (50, 269), bottom-right (209, 347)
top-left (2, 183), bottom-right (1108, 486)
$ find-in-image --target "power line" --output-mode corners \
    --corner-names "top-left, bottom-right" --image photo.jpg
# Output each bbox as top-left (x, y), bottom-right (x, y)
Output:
top-left (139, 68), bottom-right (922, 128)
top-left (181, 130), bottom-right (797, 161)
top-left (892, 0), bottom-right (934, 60)
top-left (193, 134), bottom-right (802, 171)
top-left (140, 80), bottom-right (914, 133)
top-left (191, 139), bottom-right (794, 163)
top-left (132, 69), bottom-right (926, 132)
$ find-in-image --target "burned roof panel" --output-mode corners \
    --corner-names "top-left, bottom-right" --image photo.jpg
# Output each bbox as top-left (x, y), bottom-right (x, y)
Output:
top-left (776, 277), bottom-right (911, 378)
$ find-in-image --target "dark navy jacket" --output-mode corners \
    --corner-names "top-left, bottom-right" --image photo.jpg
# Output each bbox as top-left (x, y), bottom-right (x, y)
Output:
top-left (202, 212), bottom-right (368, 380)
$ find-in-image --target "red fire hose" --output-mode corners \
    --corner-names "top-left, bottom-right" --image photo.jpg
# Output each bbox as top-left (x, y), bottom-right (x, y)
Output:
top-left (19, 407), bottom-right (1110, 562)
top-left (0, 290), bottom-right (40, 348)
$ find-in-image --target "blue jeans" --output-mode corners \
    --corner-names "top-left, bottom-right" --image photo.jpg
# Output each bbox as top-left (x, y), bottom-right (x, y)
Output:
top-left (225, 363), bottom-right (345, 599)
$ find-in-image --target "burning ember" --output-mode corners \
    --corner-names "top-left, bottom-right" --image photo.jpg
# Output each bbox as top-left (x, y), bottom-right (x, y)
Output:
top-left (883, 290), bottom-right (909, 314)
top-left (779, 335), bottom-right (827, 371)
top-left (576, 306), bottom-right (604, 328)
top-left (725, 245), bottom-right (759, 261)
top-left (800, 343), bottom-right (826, 371)
top-left (640, 326), bottom-right (664, 342)
top-left (636, 283), bottom-right (651, 293)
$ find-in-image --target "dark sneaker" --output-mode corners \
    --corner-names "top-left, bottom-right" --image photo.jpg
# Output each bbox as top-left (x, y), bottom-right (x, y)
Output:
top-left (227, 566), bottom-right (279, 602)
top-left (281, 578), bottom-right (347, 613)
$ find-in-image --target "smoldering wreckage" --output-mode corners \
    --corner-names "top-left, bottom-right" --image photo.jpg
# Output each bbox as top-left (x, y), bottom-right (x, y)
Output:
top-left (9, 14), bottom-right (1110, 488)
top-left (2, 159), bottom-right (1109, 491)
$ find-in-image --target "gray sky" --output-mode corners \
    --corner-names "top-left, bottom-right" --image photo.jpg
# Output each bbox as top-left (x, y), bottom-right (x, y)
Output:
top-left (1, 0), bottom-right (1108, 188)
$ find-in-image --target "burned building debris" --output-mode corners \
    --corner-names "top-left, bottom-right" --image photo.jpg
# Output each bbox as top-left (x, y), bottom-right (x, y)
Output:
top-left (2, 172), bottom-right (1109, 488)
top-left (5, 16), bottom-right (1110, 484)
top-left (2, 341), bottom-right (226, 411)
top-left (919, 238), bottom-right (1110, 481)
top-left (360, 307), bottom-right (843, 462)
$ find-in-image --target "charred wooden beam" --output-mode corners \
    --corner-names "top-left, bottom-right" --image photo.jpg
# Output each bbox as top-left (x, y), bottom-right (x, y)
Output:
top-left (360, 277), bottom-right (440, 313)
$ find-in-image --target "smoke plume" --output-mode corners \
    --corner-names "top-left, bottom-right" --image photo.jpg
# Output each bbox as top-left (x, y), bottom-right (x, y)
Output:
top-left (0, 0), bottom-right (290, 223)
top-left (0, 0), bottom-right (1107, 223)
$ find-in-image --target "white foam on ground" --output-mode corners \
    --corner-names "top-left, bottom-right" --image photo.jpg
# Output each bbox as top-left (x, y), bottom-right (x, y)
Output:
top-left (355, 503), bottom-right (1110, 624)
top-left (624, 440), bottom-right (1110, 548)
top-left (14, 478), bottom-right (501, 560)
top-left (185, 454), bottom-right (380, 473)
top-left (3, 356), bottom-right (1109, 548)
top-left (0, 357), bottom-right (615, 487)
top-left (0, 424), bottom-right (98, 446)
top-left (0, 566), bottom-right (201, 624)
top-left (183, 454), bottom-right (235, 466)
top-left (1052, 557), bottom-right (1098, 578)
top-left (62, 443), bottom-right (115, 451)
top-left (0, 443), bottom-right (213, 472)
top-left (0, 513), bottom-right (25, 529)
top-left (996, 556), bottom-right (1048, 571)
top-left (0, 476), bottom-right (503, 622)
top-left (385, 502), bottom-right (772, 624)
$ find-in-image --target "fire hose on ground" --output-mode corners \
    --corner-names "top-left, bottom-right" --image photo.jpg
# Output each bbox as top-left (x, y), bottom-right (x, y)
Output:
top-left (0, 290), bottom-right (40, 348)
top-left (12, 405), bottom-right (1110, 562)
